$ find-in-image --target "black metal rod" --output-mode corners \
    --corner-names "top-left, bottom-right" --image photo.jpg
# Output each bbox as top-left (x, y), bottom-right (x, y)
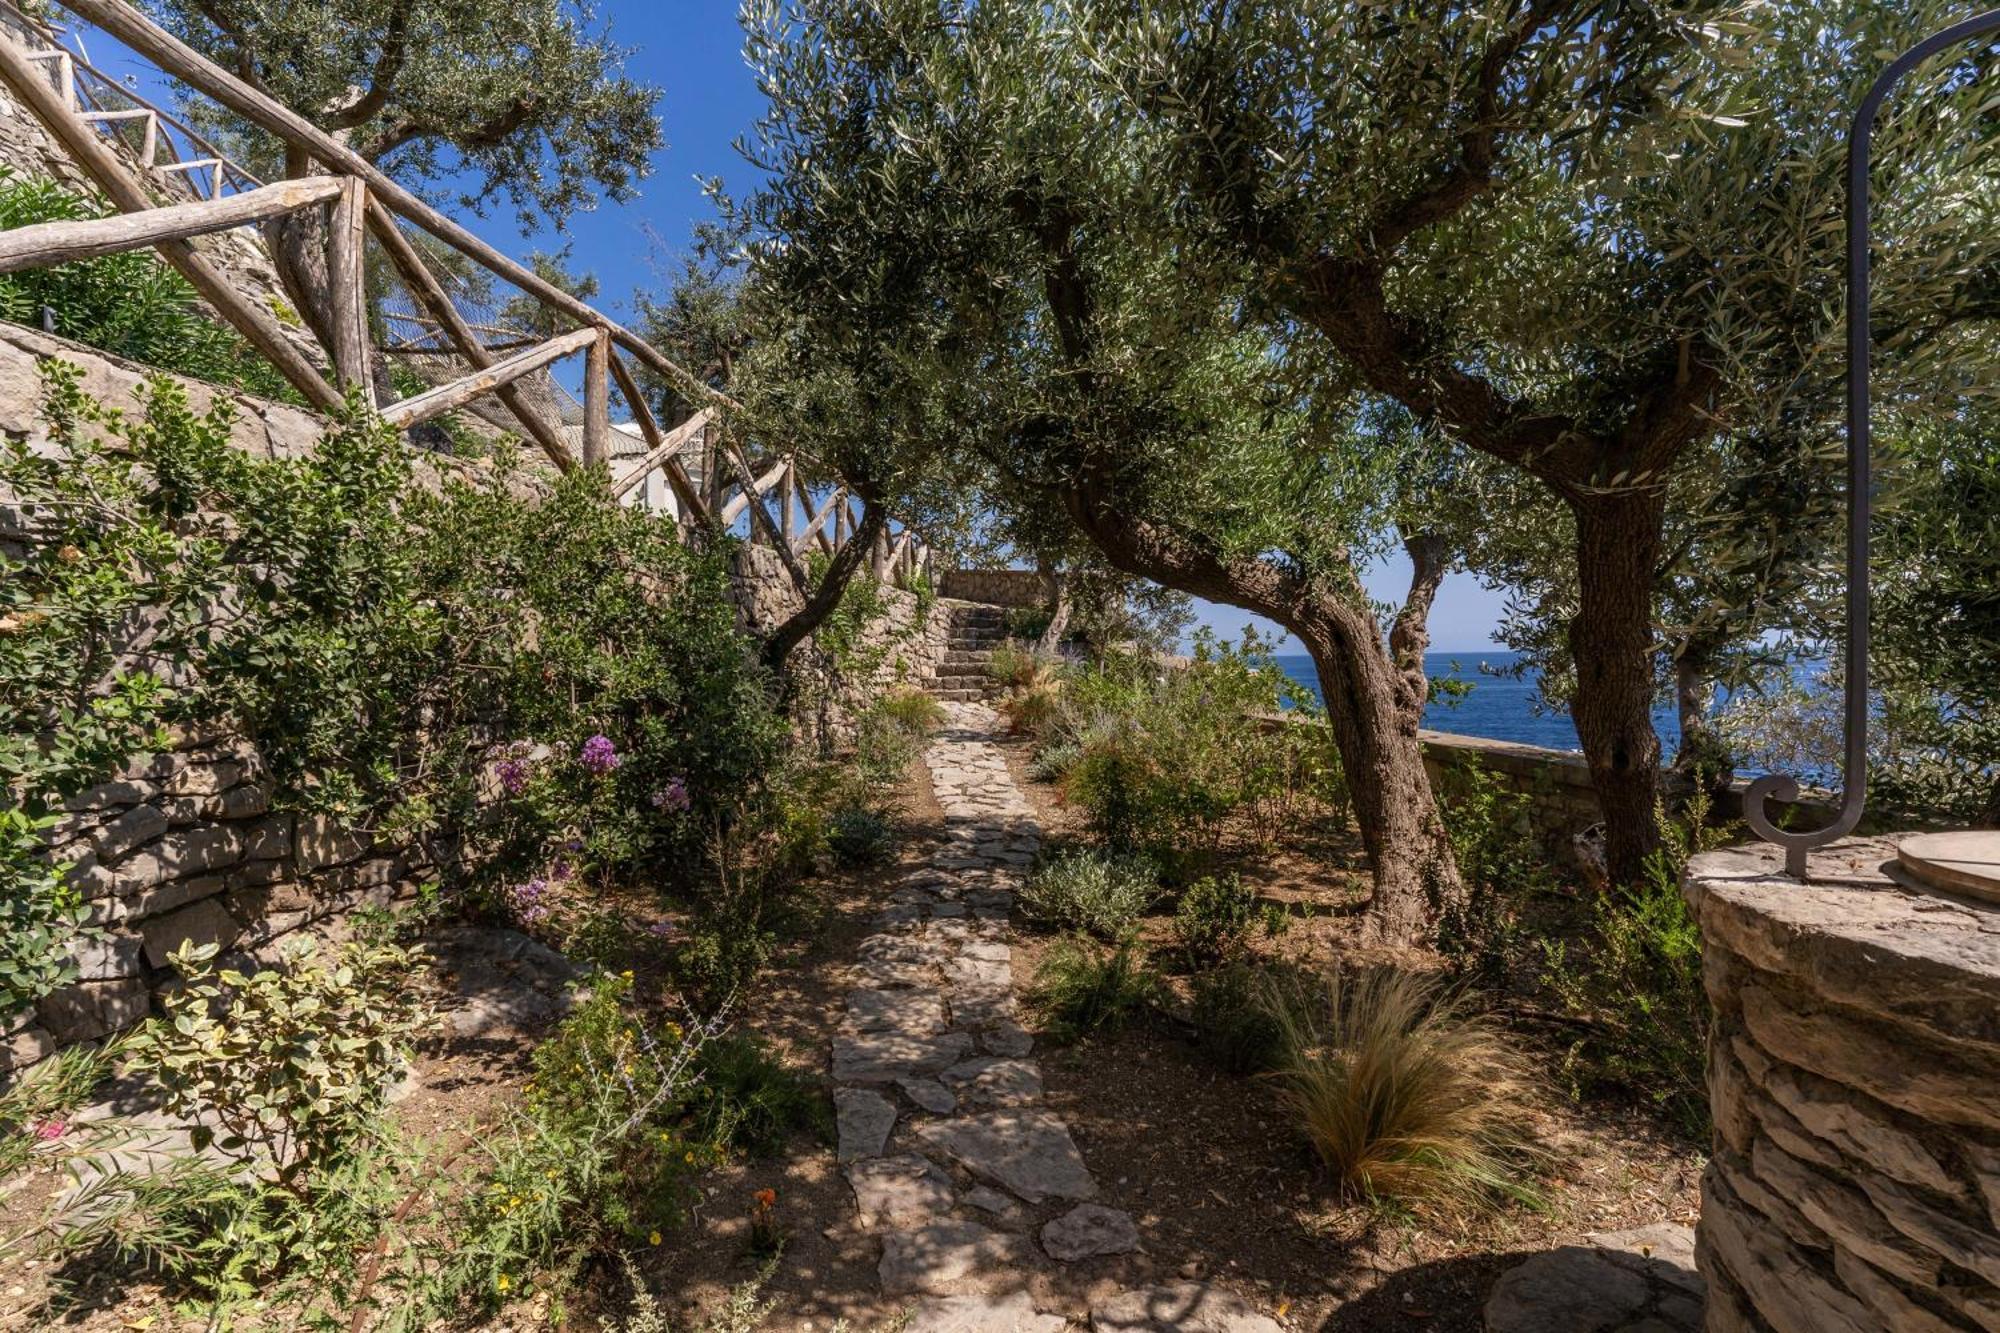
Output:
top-left (1745, 9), bottom-right (2000, 878)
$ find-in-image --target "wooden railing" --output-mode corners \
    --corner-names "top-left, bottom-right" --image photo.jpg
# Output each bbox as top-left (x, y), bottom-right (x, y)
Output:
top-left (0, 0), bottom-right (934, 593)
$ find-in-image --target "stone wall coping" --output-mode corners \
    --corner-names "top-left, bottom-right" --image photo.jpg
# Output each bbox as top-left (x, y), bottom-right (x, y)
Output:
top-left (1687, 837), bottom-right (2000, 1051)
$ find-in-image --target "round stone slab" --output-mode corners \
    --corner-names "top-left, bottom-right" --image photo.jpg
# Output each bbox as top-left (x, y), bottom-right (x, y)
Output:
top-left (1898, 831), bottom-right (2000, 905)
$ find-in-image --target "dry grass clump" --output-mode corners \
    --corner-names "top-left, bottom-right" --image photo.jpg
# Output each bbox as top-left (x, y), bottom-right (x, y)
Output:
top-left (1261, 966), bottom-right (1543, 1213)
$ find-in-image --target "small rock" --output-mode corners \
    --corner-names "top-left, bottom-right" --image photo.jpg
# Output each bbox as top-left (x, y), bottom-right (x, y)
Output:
top-left (900, 1077), bottom-right (959, 1114)
top-left (942, 1057), bottom-right (1043, 1106)
top-left (918, 1111), bottom-right (1097, 1203)
top-left (836, 1088), bottom-right (897, 1162)
top-left (982, 1020), bottom-right (1035, 1058)
top-left (1043, 1203), bottom-right (1141, 1262)
top-left (833, 1029), bottom-right (976, 1083)
top-left (848, 1153), bottom-right (955, 1227)
top-left (1484, 1224), bottom-right (1703, 1333)
top-left (964, 1184), bottom-right (1019, 1216)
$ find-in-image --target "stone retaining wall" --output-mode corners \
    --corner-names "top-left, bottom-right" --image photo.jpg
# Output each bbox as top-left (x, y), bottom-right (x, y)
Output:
top-left (730, 543), bottom-right (953, 732)
top-left (3, 730), bottom-right (430, 1074)
top-left (937, 569), bottom-right (1046, 609)
top-left (1685, 839), bottom-right (2000, 1331)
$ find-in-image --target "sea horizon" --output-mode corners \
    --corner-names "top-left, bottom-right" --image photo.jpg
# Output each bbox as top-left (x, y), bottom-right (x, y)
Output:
top-left (1272, 649), bottom-right (1685, 757)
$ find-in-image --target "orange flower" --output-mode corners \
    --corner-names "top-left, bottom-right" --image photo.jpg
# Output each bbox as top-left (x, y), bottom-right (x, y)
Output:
top-left (752, 1188), bottom-right (777, 1209)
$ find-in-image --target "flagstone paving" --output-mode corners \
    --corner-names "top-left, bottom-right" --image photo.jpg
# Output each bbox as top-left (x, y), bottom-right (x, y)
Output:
top-left (830, 702), bottom-right (1275, 1331)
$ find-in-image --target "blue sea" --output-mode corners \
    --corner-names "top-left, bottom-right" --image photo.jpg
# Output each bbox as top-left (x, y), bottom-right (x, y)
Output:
top-left (1273, 651), bottom-right (1683, 757)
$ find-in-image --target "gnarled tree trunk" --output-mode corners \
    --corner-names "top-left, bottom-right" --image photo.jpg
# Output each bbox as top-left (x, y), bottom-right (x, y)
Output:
top-left (1569, 491), bottom-right (1667, 883)
top-left (1064, 494), bottom-right (1462, 946)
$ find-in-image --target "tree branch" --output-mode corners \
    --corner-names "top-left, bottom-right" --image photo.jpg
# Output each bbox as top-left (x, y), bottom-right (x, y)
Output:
top-left (322, 0), bottom-right (414, 131)
top-left (762, 499), bottom-right (887, 673)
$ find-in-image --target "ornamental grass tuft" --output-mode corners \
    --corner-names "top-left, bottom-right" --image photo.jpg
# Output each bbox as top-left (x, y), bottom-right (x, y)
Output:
top-left (1261, 966), bottom-right (1542, 1214)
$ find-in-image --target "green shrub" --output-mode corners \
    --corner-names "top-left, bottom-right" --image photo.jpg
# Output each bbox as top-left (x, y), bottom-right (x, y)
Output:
top-left (0, 364), bottom-right (788, 1010)
top-left (1542, 852), bottom-right (1710, 1137)
top-left (828, 804), bottom-right (894, 866)
top-left (1433, 760), bottom-right (1549, 983)
top-left (1028, 936), bottom-right (1162, 1041)
top-left (872, 686), bottom-right (945, 736)
top-left (1021, 848), bottom-right (1156, 937)
top-left (127, 935), bottom-right (433, 1193)
top-left (1029, 741), bottom-right (1082, 783)
top-left (67, 933), bottom-right (433, 1301)
top-left (1172, 874), bottom-right (1257, 968)
top-left (374, 976), bottom-right (719, 1324)
top-left (1039, 631), bottom-right (1337, 865)
top-left (1262, 967), bottom-right (1542, 1214)
top-left (1187, 961), bottom-right (1285, 1075)
top-left (0, 168), bottom-right (295, 399)
top-left (683, 1034), bottom-right (830, 1158)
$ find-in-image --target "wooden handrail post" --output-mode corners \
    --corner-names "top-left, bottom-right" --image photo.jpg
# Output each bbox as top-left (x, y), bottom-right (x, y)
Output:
top-left (327, 177), bottom-right (373, 405)
top-left (0, 31), bottom-right (342, 413)
top-left (364, 199), bottom-right (574, 470)
top-left (582, 329), bottom-right (610, 469)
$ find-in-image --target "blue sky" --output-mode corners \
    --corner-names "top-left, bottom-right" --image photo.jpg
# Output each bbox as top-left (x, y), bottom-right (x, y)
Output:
top-left (78, 1), bottom-right (1507, 652)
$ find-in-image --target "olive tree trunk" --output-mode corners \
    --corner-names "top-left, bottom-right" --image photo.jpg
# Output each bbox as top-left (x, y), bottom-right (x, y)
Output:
top-left (1568, 491), bottom-right (1668, 883)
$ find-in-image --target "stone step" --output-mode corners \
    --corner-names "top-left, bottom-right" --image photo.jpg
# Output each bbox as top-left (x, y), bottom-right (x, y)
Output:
top-left (928, 688), bottom-right (992, 702)
top-left (943, 651), bottom-right (995, 667)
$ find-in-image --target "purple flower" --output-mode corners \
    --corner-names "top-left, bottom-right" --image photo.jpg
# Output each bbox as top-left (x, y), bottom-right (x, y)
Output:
top-left (508, 877), bottom-right (552, 925)
top-left (646, 921), bottom-right (675, 938)
top-left (550, 857), bottom-right (573, 882)
top-left (579, 734), bottom-right (621, 776)
top-left (494, 757), bottom-right (530, 797)
top-left (650, 777), bottom-right (690, 813)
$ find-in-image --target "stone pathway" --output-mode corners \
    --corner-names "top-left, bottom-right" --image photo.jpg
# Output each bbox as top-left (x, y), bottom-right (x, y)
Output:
top-left (831, 704), bottom-right (1280, 1333)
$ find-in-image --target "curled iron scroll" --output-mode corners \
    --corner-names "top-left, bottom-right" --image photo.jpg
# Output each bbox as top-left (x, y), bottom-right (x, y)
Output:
top-left (1744, 9), bottom-right (2000, 879)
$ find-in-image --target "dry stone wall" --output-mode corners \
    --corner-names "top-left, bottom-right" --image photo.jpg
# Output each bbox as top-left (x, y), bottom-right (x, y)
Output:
top-left (730, 543), bottom-right (953, 731)
top-left (0, 325), bottom-right (530, 1076)
top-left (3, 729), bottom-right (429, 1074)
top-left (937, 569), bottom-right (1046, 609)
top-left (1685, 838), bottom-right (2000, 1332)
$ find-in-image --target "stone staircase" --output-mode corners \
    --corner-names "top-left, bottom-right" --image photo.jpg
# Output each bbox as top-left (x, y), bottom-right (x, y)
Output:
top-left (921, 602), bottom-right (1010, 702)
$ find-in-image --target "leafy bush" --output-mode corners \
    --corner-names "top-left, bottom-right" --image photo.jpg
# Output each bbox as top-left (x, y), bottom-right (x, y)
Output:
top-left (682, 1034), bottom-right (830, 1158)
top-left (126, 935), bottom-right (433, 1191)
top-left (1261, 967), bottom-right (1542, 1213)
top-left (1172, 874), bottom-right (1257, 968)
top-left (1187, 961), bottom-right (1285, 1075)
top-left (369, 975), bottom-right (719, 1324)
top-left (1028, 936), bottom-right (1162, 1041)
top-left (827, 803), bottom-right (895, 867)
top-left (1035, 631), bottom-right (1337, 866)
top-left (67, 933), bottom-right (433, 1300)
top-left (1432, 760), bottom-right (1549, 982)
top-left (0, 168), bottom-right (295, 399)
top-left (1542, 851), bottom-right (1711, 1137)
top-left (0, 364), bottom-right (787, 1011)
top-left (1020, 848), bottom-right (1155, 938)
top-left (872, 686), bottom-right (945, 736)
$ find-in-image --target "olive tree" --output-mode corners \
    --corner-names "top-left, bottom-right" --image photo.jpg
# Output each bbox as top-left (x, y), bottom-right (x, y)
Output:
top-left (738, 0), bottom-right (1472, 941)
top-left (147, 0), bottom-right (662, 357)
top-left (1079, 0), bottom-right (2000, 879)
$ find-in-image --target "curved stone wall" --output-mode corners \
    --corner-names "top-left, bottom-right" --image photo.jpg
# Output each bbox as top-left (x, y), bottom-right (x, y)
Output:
top-left (1685, 838), bottom-right (2000, 1332)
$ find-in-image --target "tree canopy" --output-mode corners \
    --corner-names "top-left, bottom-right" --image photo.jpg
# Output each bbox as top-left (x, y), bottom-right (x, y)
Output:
top-left (150, 0), bottom-right (663, 230)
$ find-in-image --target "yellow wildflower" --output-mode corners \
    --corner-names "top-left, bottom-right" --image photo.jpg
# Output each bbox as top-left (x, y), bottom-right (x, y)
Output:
top-left (649, 1230), bottom-right (663, 1246)
top-left (497, 1275), bottom-right (511, 1293)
